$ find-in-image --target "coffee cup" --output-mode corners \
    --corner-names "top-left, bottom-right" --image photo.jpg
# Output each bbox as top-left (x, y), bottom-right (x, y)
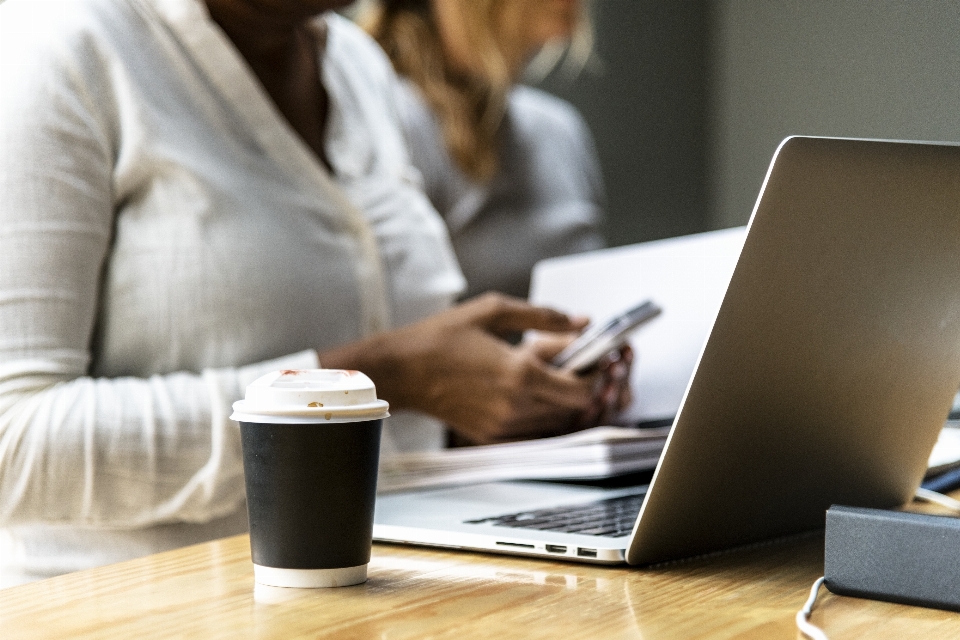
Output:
top-left (230, 369), bottom-right (389, 588)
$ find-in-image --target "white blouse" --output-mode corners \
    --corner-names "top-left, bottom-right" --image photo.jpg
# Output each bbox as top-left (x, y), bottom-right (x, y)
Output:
top-left (0, 0), bottom-right (464, 586)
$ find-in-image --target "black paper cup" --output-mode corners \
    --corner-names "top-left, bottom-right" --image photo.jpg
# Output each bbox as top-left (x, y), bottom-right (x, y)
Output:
top-left (231, 370), bottom-right (390, 588)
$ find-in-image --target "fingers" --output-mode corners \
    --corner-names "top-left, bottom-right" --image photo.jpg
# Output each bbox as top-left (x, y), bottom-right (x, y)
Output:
top-left (617, 385), bottom-right (634, 413)
top-left (465, 293), bottom-right (588, 336)
top-left (509, 341), bottom-right (633, 432)
top-left (593, 346), bottom-right (633, 424)
top-left (443, 351), bottom-right (596, 444)
top-left (525, 357), bottom-right (595, 410)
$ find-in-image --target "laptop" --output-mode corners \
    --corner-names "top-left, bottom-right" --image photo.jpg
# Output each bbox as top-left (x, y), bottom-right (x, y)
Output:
top-left (373, 136), bottom-right (960, 566)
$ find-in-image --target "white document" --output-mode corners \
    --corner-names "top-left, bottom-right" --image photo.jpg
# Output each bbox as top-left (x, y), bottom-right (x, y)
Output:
top-left (378, 426), bottom-right (669, 493)
top-left (530, 227), bottom-right (747, 422)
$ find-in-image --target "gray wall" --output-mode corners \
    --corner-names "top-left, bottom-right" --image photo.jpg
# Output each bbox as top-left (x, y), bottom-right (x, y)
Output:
top-left (533, 0), bottom-right (711, 246)
top-left (710, 1), bottom-right (960, 228)
top-left (538, 1), bottom-right (960, 239)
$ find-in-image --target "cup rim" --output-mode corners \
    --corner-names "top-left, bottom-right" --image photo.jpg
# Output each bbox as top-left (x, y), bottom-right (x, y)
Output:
top-left (231, 398), bottom-right (390, 424)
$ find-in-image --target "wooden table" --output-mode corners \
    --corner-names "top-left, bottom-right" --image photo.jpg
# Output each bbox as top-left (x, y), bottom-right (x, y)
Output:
top-left (2, 524), bottom-right (960, 639)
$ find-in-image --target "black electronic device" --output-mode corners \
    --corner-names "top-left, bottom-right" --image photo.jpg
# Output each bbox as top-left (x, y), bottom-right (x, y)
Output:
top-left (551, 300), bottom-right (661, 373)
top-left (824, 505), bottom-right (960, 612)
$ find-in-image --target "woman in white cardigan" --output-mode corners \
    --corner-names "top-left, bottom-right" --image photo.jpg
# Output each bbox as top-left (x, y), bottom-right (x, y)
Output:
top-left (0, 0), bottom-right (627, 586)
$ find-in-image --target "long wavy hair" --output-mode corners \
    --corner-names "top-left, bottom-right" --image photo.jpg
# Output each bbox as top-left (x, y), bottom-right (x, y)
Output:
top-left (360, 0), bottom-right (591, 183)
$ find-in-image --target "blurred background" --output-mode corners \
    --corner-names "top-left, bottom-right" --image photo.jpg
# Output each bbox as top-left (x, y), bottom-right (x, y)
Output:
top-left (531, 0), bottom-right (960, 246)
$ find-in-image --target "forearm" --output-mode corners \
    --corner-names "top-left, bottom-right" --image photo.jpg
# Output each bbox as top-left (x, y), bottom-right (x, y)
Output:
top-left (0, 351), bottom-right (317, 528)
top-left (0, 368), bottom-right (239, 527)
top-left (318, 331), bottom-right (422, 413)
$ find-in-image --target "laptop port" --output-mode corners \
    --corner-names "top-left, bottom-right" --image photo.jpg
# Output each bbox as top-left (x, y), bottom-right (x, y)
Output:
top-left (496, 541), bottom-right (534, 549)
top-left (545, 545), bottom-right (567, 554)
top-left (577, 548), bottom-right (598, 558)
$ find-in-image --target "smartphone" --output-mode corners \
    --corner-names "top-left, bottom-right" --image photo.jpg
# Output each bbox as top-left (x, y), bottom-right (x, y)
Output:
top-left (551, 300), bottom-right (662, 373)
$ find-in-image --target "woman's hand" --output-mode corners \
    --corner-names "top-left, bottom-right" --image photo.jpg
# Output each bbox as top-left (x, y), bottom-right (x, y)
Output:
top-left (588, 344), bottom-right (634, 426)
top-left (321, 293), bottom-right (626, 445)
top-left (520, 333), bottom-right (633, 431)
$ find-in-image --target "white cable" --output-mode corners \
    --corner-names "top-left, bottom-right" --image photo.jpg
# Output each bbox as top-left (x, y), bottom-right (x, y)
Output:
top-left (795, 576), bottom-right (829, 640)
top-left (914, 487), bottom-right (960, 513)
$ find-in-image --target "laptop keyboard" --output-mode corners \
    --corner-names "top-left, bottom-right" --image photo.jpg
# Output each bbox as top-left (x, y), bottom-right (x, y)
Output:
top-left (464, 492), bottom-right (646, 538)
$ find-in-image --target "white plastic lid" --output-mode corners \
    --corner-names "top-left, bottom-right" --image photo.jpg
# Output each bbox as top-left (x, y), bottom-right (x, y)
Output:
top-left (230, 369), bottom-right (390, 424)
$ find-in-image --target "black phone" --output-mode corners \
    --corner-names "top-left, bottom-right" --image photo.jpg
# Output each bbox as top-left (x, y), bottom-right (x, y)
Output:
top-left (551, 300), bottom-right (662, 373)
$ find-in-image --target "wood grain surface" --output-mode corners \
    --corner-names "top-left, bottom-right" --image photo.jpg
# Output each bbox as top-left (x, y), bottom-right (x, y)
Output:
top-left (2, 525), bottom-right (960, 639)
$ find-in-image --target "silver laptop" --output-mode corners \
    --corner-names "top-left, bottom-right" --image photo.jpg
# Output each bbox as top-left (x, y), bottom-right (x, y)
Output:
top-left (374, 136), bottom-right (960, 566)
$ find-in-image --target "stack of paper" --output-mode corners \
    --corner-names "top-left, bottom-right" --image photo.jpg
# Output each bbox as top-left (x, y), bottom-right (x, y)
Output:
top-left (377, 426), bottom-right (669, 493)
top-left (927, 423), bottom-right (960, 476)
top-left (378, 422), bottom-right (960, 494)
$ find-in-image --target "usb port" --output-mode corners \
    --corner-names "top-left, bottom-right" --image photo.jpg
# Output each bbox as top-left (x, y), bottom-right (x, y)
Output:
top-left (577, 547), bottom-right (598, 558)
top-left (545, 545), bottom-right (567, 554)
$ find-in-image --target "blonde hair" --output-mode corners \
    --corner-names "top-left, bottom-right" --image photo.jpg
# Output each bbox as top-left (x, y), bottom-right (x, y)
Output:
top-left (361, 0), bottom-right (591, 183)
